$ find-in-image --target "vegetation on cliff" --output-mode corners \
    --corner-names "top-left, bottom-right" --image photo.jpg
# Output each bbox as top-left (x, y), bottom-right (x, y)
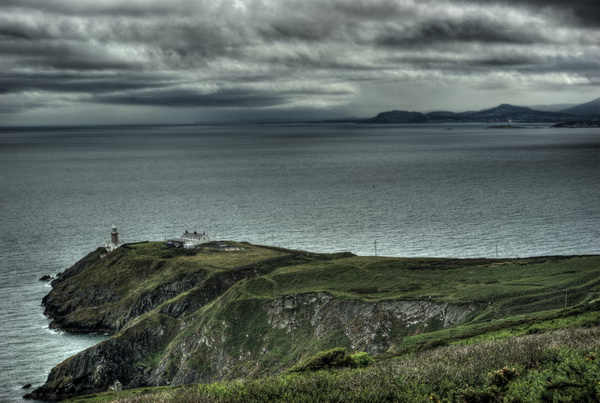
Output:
top-left (27, 241), bottom-right (600, 401)
top-left (66, 325), bottom-right (600, 402)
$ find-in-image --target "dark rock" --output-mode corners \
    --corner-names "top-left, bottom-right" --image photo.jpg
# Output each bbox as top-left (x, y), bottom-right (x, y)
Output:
top-left (22, 383), bottom-right (32, 389)
top-left (39, 275), bottom-right (53, 281)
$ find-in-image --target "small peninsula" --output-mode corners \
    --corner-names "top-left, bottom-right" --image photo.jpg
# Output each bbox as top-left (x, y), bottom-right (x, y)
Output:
top-left (27, 241), bottom-right (600, 402)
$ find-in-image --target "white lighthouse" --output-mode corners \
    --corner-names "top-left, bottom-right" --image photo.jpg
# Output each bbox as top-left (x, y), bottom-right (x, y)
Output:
top-left (105, 225), bottom-right (124, 252)
top-left (111, 225), bottom-right (119, 244)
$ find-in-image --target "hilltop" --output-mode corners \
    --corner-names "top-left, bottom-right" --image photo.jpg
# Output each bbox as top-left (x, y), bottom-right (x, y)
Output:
top-left (561, 97), bottom-right (600, 117)
top-left (26, 242), bottom-right (600, 401)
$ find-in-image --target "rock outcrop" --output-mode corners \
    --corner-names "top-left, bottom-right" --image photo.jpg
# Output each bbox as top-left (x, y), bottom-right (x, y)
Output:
top-left (266, 293), bottom-right (474, 355)
top-left (42, 247), bottom-right (209, 333)
top-left (25, 313), bottom-right (179, 400)
top-left (28, 291), bottom-right (474, 400)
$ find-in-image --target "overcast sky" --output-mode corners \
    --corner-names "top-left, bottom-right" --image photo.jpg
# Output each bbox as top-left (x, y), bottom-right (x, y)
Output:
top-left (1, 0), bottom-right (599, 125)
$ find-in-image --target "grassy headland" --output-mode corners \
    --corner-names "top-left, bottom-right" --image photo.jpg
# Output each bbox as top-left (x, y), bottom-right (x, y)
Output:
top-left (30, 242), bottom-right (599, 402)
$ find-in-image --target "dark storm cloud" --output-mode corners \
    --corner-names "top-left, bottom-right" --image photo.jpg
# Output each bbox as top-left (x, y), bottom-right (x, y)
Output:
top-left (0, 26), bottom-right (32, 40)
top-left (0, 71), bottom-right (168, 94)
top-left (0, 0), bottom-right (598, 120)
top-left (0, 0), bottom-right (180, 18)
top-left (377, 18), bottom-right (548, 47)
top-left (94, 83), bottom-right (355, 108)
top-left (465, 0), bottom-right (600, 27)
top-left (96, 88), bottom-right (287, 108)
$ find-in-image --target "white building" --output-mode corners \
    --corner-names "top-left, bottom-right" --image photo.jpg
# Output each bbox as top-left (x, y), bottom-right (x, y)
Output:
top-left (166, 231), bottom-right (210, 248)
top-left (105, 225), bottom-right (124, 252)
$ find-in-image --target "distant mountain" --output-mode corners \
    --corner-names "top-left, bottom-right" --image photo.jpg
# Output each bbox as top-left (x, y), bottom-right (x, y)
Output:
top-left (361, 110), bottom-right (428, 124)
top-left (360, 100), bottom-right (600, 124)
top-left (561, 97), bottom-right (600, 117)
top-left (312, 98), bottom-right (599, 125)
top-left (458, 104), bottom-right (574, 123)
top-left (528, 103), bottom-right (578, 112)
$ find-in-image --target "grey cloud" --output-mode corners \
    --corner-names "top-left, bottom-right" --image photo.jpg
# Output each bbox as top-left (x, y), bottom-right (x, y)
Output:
top-left (0, 41), bottom-right (146, 71)
top-left (0, 0), bottom-right (598, 119)
top-left (0, 0), bottom-right (181, 18)
top-left (0, 26), bottom-right (32, 40)
top-left (463, 0), bottom-right (600, 27)
top-left (331, 0), bottom-right (415, 20)
top-left (377, 18), bottom-right (548, 47)
top-left (260, 19), bottom-right (337, 42)
top-left (512, 0), bottom-right (600, 26)
top-left (95, 88), bottom-right (288, 108)
top-left (0, 71), bottom-right (169, 95)
top-left (472, 56), bottom-right (541, 67)
top-left (92, 82), bottom-right (355, 108)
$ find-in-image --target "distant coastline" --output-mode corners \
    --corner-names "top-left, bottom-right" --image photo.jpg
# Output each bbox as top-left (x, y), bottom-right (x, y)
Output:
top-left (486, 124), bottom-right (526, 129)
top-left (551, 120), bottom-right (600, 128)
top-left (316, 97), bottom-right (600, 125)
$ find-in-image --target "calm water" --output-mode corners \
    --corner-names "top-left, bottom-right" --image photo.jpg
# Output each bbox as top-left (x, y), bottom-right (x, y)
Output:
top-left (1, 123), bottom-right (599, 401)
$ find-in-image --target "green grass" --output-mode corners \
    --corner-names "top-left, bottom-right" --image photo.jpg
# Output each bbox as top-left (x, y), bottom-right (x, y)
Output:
top-left (65, 326), bottom-right (600, 403)
top-left (130, 253), bottom-right (600, 393)
top-left (46, 244), bottom-right (600, 402)
top-left (46, 242), bottom-right (285, 332)
top-left (241, 255), bottom-right (600, 315)
top-left (386, 299), bottom-right (600, 356)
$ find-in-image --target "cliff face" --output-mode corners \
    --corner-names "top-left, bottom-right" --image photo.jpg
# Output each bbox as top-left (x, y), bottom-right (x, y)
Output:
top-left (43, 247), bottom-right (209, 333)
top-left (28, 242), bottom-right (486, 400)
top-left (148, 292), bottom-right (475, 387)
top-left (266, 293), bottom-right (473, 355)
top-left (28, 293), bottom-right (474, 400)
top-left (26, 313), bottom-right (179, 400)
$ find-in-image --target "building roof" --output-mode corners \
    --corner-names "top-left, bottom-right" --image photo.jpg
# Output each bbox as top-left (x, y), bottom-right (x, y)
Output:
top-left (166, 238), bottom-right (188, 243)
top-left (181, 231), bottom-right (207, 240)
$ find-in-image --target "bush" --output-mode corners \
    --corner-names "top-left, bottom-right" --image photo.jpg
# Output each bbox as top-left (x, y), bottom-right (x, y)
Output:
top-left (350, 351), bottom-right (374, 368)
top-left (487, 366), bottom-right (519, 388)
top-left (288, 348), bottom-right (357, 373)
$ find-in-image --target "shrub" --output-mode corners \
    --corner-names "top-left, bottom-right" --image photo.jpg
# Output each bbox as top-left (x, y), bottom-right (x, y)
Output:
top-left (288, 348), bottom-right (356, 373)
top-left (487, 366), bottom-right (519, 388)
top-left (350, 351), bottom-right (374, 368)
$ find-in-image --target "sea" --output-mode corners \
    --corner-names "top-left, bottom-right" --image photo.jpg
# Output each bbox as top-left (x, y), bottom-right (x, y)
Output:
top-left (0, 123), bottom-right (599, 401)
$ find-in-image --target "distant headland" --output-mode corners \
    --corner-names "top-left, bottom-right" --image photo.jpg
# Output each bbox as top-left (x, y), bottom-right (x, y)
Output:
top-left (318, 97), bottom-right (600, 124)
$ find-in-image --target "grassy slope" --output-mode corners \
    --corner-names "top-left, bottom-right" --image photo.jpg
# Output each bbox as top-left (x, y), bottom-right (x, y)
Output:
top-left (240, 255), bottom-right (599, 316)
top-left (86, 241), bottom-right (286, 295)
top-left (56, 244), bottom-right (600, 402)
top-left (48, 242), bottom-right (283, 329)
top-left (66, 307), bottom-right (600, 403)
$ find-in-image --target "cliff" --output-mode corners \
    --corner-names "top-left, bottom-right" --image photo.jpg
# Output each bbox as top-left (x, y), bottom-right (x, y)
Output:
top-left (26, 243), bottom-right (600, 400)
